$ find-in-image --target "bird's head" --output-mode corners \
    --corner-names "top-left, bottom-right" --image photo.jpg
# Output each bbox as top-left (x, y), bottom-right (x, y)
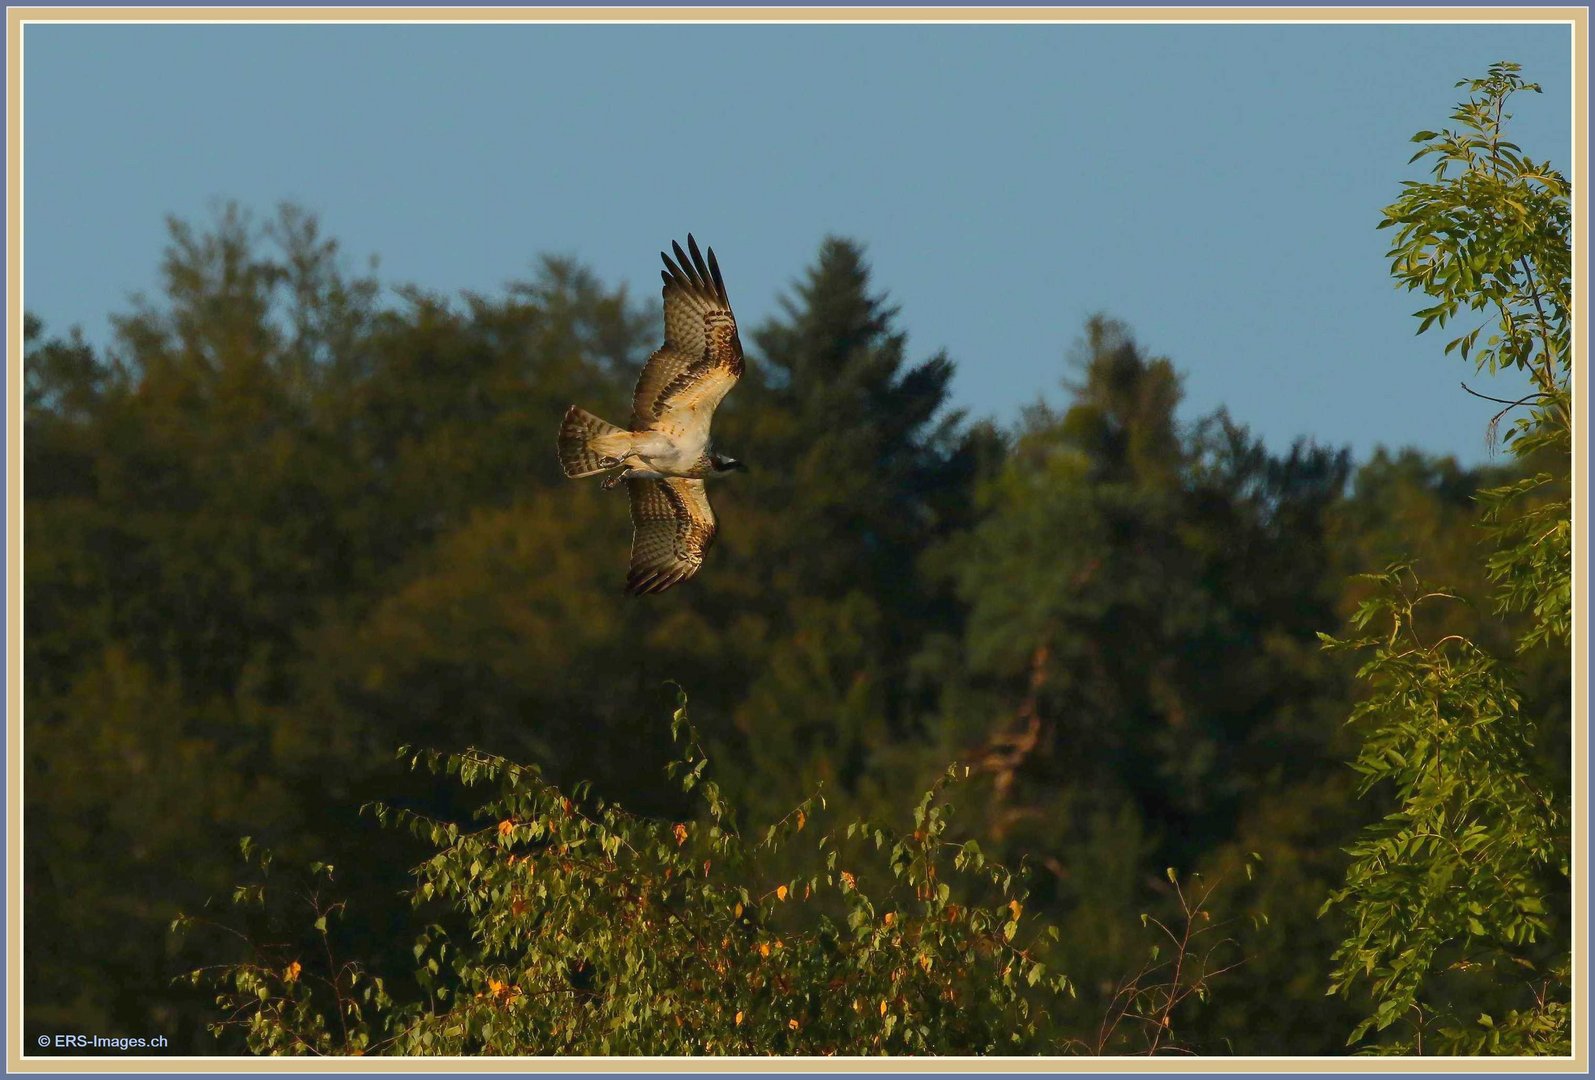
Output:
top-left (711, 453), bottom-right (748, 474)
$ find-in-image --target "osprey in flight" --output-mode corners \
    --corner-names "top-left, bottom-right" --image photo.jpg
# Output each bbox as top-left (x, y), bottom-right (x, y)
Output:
top-left (557, 235), bottom-right (747, 595)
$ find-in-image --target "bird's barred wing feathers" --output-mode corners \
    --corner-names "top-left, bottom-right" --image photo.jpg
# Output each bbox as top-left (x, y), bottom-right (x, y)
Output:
top-left (630, 235), bottom-right (744, 430)
top-left (625, 477), bottom-right (717, 595)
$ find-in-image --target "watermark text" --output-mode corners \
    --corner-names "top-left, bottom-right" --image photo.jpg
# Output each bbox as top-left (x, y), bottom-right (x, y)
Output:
top-left (37, 1034), bottom-right (169, 1051)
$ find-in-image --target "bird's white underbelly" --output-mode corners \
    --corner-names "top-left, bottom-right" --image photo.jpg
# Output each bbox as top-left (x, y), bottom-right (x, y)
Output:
top-left (635, 428), bottom-right (706, 474)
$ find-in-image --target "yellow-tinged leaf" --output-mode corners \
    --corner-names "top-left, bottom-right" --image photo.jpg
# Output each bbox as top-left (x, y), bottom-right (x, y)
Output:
top-left (758, 942), bottom-right (770, 957)
top-left (735, 1011), bottom-right (744, 1026)
top-left (880, 1000), bottom-right (888, 1016)
top-left (1009, 899), bottom-right (1022, 921)
top-left (734, 901), bottom-right (744, 918)
top-left (796, 810), bottom-right (806, 832)
top-left (777, 884), bottom-right (789, 901)
top-left (673, 823), bottom-right (688, 846)
top-left (283, 960), bottom-right (301, 983)
top-left (497, 819), bottom-right (515, 839)
top-left (883, 912), bottom-right (895, 927)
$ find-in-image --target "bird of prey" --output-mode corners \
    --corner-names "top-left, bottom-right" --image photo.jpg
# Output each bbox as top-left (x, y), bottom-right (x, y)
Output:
top-left (557, 235), bottom-right (747, 595)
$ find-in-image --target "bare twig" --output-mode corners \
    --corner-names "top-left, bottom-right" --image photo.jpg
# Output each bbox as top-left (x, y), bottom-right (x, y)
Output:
top-left (1458, 381), bottom-right (1548, 409)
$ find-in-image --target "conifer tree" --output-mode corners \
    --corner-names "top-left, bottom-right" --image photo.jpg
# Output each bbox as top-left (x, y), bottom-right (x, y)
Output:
top-left (696, 238), bottom-right (989, 818)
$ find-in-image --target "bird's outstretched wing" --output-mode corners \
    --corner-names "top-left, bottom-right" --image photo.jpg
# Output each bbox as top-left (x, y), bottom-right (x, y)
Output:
top-left (630, 235), bottom-right (744, 434)
top-left (626, 477), bottom-right (718, 595)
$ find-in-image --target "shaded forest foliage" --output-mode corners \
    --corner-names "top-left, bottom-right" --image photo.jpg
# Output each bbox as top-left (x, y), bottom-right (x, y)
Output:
top-left (24, 71), bottom-right (1570, 1051)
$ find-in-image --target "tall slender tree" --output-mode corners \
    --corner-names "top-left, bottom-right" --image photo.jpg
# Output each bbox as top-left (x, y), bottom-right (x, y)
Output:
top-left (1322, 62), bottom-right (1571, 1054)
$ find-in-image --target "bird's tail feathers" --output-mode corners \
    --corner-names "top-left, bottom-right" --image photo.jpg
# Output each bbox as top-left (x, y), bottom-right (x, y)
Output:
top-left (558, 406), bottom-right (628, 478)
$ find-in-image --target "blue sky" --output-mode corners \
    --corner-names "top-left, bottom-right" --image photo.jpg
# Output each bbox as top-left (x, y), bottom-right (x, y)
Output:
top-left (22, 21), bottom-right (1573, 464)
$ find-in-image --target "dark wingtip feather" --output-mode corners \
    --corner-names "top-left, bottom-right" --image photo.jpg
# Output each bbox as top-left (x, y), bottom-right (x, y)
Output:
top-left (693, 240), bottom-right (715, 293)
top-left (706, 246), bottom-right (726, 302)
top-left (687, 235), bottom-right (707, 279)
top-left (661, 249), bottom-right (693, 295)
top-left (626, 568), bottom-right (662, 595)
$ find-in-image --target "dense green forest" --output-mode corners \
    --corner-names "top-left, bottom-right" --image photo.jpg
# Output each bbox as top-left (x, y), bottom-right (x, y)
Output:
top-left (23, 64), bottom-right (1570, 1055)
